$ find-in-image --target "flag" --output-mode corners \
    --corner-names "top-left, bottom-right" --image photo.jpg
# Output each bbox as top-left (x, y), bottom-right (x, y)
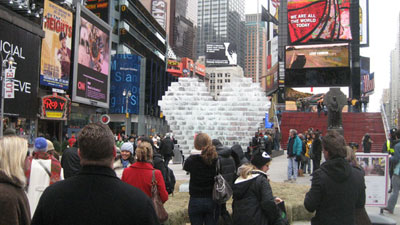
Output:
top-left (362, 72), bottom-right (374, 94)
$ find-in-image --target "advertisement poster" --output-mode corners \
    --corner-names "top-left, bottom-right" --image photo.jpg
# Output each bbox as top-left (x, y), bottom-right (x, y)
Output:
top-left (360, 0), bottom-right (369, 46)
top-left (205, 42), bottom-right (237, 66)
top-left (73, 5), bottom-right (111, 108)
top-left (269, 0), bottom-right (280, 39)
top-left (356, 153), bottom-right (389, 206)
top-left (287, 0), bottom-right (352, 43)
top-left (285, 43), bottom-right (349, 69)
top-left (151, 0), bottom-right (167, 30)
top-left (110, 54), bottom-right (141, 115)
top-left (0, 19), bottom-right (40, 117)
top-left (40, 0), bottom-right (73, 89)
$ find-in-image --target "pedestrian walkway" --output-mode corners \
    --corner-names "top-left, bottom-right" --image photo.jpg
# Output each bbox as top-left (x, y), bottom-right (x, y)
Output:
top-left (169, 152), bottom-right (400, 224)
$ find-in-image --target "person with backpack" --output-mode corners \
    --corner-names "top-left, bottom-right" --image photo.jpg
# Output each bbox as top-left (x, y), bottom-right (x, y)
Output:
top-left (212, 139), bottom-right (236, 225)
top-left (160, 134), bottom-right (175, 166)
top-left (232, 151), bottom-right (285, 225)
top-left (184, 133), bottom-right (219, 225)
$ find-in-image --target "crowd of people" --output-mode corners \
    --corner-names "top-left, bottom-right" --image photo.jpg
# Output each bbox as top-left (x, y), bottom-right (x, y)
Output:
top-left (0, 122), bottom-right (399, 225)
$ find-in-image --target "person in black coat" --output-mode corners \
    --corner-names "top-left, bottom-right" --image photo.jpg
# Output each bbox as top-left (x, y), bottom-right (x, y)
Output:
top-left (32, 123), bottom-right (159, 225)
top-left (362, 134), bottom-right (373, 153)
top-left (232, 151), bottom-right (284, 225)
top-left (311, 132), bottom-right (322, 173)
top-left (304, 131), bottom-right (366, 225)
top-left (160, 135), bottom-right (175, 166)
top-left (61, 140), bottom-right (81, 178)
top-left (231, 144), bottom-right (249, 169)
top-left (212, 139), bottom-right (236, 225)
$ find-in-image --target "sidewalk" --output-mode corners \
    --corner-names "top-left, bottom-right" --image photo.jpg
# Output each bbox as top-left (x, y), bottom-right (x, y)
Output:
top-left (169, 153), bottom-right (400, 224)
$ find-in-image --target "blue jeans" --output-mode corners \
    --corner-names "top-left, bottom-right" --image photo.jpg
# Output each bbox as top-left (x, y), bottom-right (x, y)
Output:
top-left (387, 174), bottom-right (400, 212)
top-left (274, 139), bottom-right (280, 150)
top-left (302, 157), bottom-right (311, 173)
top-left (288, 157), bottom-right (298, 180)
top-left (188, 197), bottom-right (219, 225)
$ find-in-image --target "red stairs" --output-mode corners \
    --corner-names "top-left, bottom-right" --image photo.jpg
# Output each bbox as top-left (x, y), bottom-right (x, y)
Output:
top-left (280, 112), bottom-right (386, 152)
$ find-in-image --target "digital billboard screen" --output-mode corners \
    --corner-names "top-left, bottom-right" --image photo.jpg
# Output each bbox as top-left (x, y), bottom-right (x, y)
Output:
top-left (285, 43), bottom-right (349, 69)
top-left (40, 0), bottom-right (73, 89)
top-left (287, 0), bottom-right (352, 43)
top-left (85, 0), bottom-right (109, 23)
top-left (205, 42), bottom-right (237, 66)
top-left (110, 54), bottom-right (141, 115)
top-left (72, 5), bottom-right (111, 108)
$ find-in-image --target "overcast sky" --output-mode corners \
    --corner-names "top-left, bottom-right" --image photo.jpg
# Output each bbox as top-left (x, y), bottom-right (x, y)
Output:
top-left (245, 0), bottom-right (400, 112)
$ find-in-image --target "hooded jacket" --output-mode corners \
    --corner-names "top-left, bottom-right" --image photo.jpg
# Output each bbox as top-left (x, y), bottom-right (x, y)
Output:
top-left (232, 171), bottom-right (281, 225)
top-left (231, 144), bottom-right (249, 168)
top-left (0, 171), bottom-right (30, 225)
top-left (304, 157), bottom-right (365, 225)
top-left (216, 144), bottom-right (237, 187)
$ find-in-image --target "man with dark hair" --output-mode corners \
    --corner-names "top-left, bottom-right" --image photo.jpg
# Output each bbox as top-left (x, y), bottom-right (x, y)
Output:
top-left (32, 123), bottom-right (159, 225)
top-left (57, 31), bottom-right (71, 80)
top-left (304, 131), bottom-right (366, 225)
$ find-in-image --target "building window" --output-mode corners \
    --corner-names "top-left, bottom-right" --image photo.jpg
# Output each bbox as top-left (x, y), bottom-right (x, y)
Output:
top-left (217, 73), bottom-right (223, 77)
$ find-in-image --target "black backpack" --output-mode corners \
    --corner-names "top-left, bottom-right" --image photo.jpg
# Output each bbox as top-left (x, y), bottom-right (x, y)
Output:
top-left (165, 166), bottom-right (176, 195)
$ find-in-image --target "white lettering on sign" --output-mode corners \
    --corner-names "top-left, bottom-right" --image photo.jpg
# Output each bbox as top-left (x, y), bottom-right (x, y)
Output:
top-left (290, 13), bottom-right (317, 28)
top-left (13, 79), bottom-right (31, 94)
top-left (0, 39), bottom-right (25, 60)
top-left (152, 0), bottom-right (166, 29)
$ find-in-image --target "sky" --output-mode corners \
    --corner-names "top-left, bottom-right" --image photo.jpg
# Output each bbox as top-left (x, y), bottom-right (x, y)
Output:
top-left (245, 0), bottom-right (400, 112)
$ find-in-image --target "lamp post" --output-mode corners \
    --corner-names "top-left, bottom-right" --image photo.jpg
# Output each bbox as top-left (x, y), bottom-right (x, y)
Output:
top-left (0, 56), bottom-right (16, 137)
top-left (122, 89), bottom-right (131, 137)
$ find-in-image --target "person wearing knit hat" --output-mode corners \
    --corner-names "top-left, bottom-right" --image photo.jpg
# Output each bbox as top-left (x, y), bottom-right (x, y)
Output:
top-left (113, 142), bottom-right (135, 178)
top-left (25, 137), bottom-right (62, 216)
top-left (34, 137), bottom-right (48, 152)
top-left (46, 140), bottom-right (60, 161)
top-left (232, 151), bottom-right (285, 224)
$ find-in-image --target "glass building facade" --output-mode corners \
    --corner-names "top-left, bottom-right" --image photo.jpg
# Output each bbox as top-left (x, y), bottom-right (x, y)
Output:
top-left (196, 0), bottom-right (245, 68)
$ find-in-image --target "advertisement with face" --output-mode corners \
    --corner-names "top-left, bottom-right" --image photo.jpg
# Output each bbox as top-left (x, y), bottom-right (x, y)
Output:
top-left (40, 0), bottom-right (73, 89)
top-left (110, 54), bottom-right (141, 115)
top-left (285, 43), bottom-right (349, 69)
top-left (206, 42), bottom-right (237, 66)
top-left (287, 0), bottom-right (352, 43)
top-left (73, 5), bottom-right (111, 108)
top-left (0, 19), bottom-right (40, 117)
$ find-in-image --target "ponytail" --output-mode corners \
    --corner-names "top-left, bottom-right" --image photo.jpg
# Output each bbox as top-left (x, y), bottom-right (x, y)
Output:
top-left (201, 145), bottom-right (218, 165)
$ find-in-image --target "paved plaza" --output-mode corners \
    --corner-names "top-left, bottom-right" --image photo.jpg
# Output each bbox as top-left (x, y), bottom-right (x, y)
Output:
top-left (169, 151), bottom-right (400, 224)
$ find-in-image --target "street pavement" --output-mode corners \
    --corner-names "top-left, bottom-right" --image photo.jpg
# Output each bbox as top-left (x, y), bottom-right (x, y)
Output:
top-left (169, 152), bottom-right (400, 224)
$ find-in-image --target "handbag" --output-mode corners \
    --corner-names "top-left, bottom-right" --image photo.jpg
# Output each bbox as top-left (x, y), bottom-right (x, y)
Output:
top-left (151, 170), bottom-right (169, 223)
top-left (212, 158), bottom-right (233, 204)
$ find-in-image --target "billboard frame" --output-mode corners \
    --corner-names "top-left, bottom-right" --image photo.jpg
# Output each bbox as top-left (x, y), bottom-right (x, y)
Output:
top-left (72, 4), bottom-right (112, 108)
top-left (359, 0), bottom-right (369, 47)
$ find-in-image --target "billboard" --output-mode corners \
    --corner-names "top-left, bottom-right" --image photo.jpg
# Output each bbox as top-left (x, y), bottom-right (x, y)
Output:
top-left (72, 5), bottom-right (111, 108)
top-left (0, 19), bottom-right (40, 117)
top-left (361, 56), bottom-right (374, 96)
top-left (266, 37), bottom-right (279, 94)
top-left (85, 0), bottom-right (110, 23)
top-left (40, 0), bottom-right (73, 89)
top-left (206, 43), bottom-right (237, 66)
top-left (110, 54), bottom-right (141, 114)
top-left (360, 0), bottom-right (369, 47)
top-left (152, 0), bottom-right (167, 30)
top-left (285, 43), bottom-right (349, 69)
top-left (287, 0), bottom-right (352, 43)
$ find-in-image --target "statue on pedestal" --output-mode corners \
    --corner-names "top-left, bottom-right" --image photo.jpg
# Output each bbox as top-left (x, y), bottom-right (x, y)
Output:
top-left (323, 88), bottom-right (346, 129)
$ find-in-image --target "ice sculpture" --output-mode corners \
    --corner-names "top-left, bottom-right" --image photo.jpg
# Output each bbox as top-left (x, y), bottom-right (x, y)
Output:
top-left (159, 77), bottom-right (270, 156)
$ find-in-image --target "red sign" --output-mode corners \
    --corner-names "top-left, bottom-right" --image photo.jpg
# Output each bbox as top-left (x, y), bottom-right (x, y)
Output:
top-left (41, 94), bottom-right (71, 120)
top-left (288, 0), bottom-right (351, 43)
top-left (195, 63), bottom-right (205, 76)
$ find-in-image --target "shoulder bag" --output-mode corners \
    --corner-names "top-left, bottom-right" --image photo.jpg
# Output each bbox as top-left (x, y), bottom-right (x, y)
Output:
top-left (212, 158), bottom-right (233, 204)
top-left (151, 170), bottom-right (169, 223)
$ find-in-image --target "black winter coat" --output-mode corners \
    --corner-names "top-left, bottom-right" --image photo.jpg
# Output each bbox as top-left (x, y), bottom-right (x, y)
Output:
top-left (232, 171), bottom-right (282, 225)
top-left (160, 137), bottom-right (174, 157)
top-left (231, 144), bottom-right (249, 168)
top-left (61, 147), bottom-right (81, 178)
top-left (311, 139), bottom-right (322, 161)
top-left (31, 166), bottom-right (160, 225)
top-left (304, 158), bottom-right (366, 225)
top-left (216, 145), bottom-right (237, 187)
top-left (183, 155), bottom-right (217, 198)
top-left (153, 152), bottom-right (168, 184)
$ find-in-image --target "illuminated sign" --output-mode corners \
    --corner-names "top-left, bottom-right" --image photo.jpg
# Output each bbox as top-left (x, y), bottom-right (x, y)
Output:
top-left (41, 94), bottom-right (71, 120)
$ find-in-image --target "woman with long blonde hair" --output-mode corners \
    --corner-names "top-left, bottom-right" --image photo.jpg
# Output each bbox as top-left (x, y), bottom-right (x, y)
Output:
top-left (183, 133), bottom-right (219, 225)
top-left (0, 136), bottom-right (30, 225)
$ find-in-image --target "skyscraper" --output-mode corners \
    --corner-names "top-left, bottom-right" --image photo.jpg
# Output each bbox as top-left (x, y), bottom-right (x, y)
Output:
top-left (245, 13), bottom-right (268, 84)
top-left (196, 0), bottom-right (245, 68)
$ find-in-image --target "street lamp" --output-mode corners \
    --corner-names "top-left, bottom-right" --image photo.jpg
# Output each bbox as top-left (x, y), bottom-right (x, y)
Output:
top-left (0, 56), bottom-right (16, 137)
top-left (122, 89), bottom-right (131, 137)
